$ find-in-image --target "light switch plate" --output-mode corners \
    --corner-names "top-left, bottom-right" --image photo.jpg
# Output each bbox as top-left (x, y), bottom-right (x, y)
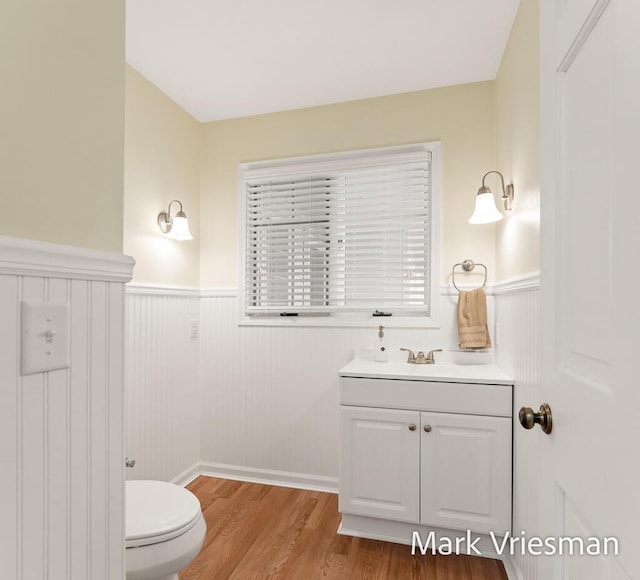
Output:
top-left (21, 302), bottom-right (70, 376)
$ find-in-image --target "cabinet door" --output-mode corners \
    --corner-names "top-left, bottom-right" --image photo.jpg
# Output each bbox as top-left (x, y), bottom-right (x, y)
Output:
top-left (340, 406), bottom-right (420, 523)
top-left (420, 412), bottom-right (511, 535)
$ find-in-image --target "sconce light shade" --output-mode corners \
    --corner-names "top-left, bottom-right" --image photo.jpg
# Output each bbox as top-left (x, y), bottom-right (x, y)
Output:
top-left (157, 200), bottom-right (194, 241)
top-left (166, 214), bottom-right (193, 240)
top-left (469, 192), bottom-right (504, 224)
top-left (468, 171), bottom-right (514, 225)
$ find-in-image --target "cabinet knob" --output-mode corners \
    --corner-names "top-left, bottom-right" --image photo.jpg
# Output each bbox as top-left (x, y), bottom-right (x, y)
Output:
top-left (423, 425), bottom-right (432, 433)
top-left (408, 424), bottom-right (417, 431)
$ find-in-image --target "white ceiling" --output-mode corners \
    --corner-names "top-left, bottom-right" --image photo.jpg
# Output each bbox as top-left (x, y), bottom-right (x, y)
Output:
top-left (126, 0), bottom-right (520, 122)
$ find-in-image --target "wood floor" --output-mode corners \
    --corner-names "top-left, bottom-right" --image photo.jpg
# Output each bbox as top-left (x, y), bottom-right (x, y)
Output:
top-left (179, 476), bottom-right (508, 580)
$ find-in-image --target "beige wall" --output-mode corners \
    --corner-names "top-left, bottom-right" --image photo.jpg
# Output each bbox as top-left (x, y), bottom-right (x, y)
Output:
top-left (495, 0), bottom-right (540, 281)
top-left (124, 66), bottom-right (201, 286)
top-left (1, 1), bottom-right (125, 253)
top-left (200, 82), bottom-right (497, 288)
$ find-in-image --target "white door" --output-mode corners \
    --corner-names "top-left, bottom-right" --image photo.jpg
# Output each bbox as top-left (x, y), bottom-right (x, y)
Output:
top-left (339, 406), bottom-right (420, 523)
top-left (420, 412), bottom-right (511, 535)
top-left (539, 0), bottom-right (640, 578)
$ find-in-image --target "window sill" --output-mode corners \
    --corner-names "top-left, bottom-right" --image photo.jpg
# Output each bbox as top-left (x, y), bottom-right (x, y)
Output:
top-left (238, 315), bottom-right (441, 329)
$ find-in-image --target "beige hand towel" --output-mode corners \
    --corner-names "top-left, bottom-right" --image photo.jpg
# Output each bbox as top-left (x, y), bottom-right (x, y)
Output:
top-left (457, 288), bottom-right (492, 349)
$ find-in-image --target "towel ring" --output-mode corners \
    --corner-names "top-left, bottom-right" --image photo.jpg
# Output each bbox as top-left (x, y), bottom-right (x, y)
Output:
top-left (452, 260), bottom-right (487, 292)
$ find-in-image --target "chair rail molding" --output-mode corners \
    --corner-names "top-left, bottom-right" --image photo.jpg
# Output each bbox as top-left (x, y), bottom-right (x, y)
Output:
top-left (126, 283), bottom-right (202, 296)
top-left (491, 272), bottom-right (540, 294)
top-left (0, 235), bottom-right (134, 281)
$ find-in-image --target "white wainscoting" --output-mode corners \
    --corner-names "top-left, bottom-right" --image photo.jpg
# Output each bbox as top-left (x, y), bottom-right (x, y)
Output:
top-left (125, 286), bottom-right (200, 485)
top-left (494, 274), bottom-right (541, 580)
top-left (198, 290), bottom-right (489, 490)
top-left (0, 236), bottom-right (133, 580)
top-left (122, 284), bottom-right (499, 491)
top-left (121, 277), bottom-right (537, 580)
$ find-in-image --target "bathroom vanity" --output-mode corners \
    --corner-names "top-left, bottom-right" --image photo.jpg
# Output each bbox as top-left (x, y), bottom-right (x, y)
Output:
top-left (338, 356), bottom-right (514, 558)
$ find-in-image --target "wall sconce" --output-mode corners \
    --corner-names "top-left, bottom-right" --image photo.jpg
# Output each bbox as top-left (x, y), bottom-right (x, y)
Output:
top-left (468, 171), bottom-right (515, 224)
top-left (157, 200), bottom-right (194, 240)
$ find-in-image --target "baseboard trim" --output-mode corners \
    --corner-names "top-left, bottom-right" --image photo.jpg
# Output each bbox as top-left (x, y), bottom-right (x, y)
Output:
top-left (171, 463), bottom-right (202, 487)
top-left (502, 555), bottom-right (526, 580)
top-left (339, 514), bottom-right (505, 560)
top-left (199, 462), bottom-right (338, 494)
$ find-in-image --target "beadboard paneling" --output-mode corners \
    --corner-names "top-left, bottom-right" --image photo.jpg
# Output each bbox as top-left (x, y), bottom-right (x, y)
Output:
top-left (198, 292), bottom-right (479, 483)
top-left (125, 290), bottom-right (200, 483)
top-left (0, 242), bottom-right (132, 580)
top-left (124, 285), bottom-right (497, 488)
top-left (495, 284), bottom-right (541, 580)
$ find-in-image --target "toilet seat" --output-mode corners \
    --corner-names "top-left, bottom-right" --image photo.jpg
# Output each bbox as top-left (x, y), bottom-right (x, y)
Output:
top-left (126, 480), bottom-right (203, 548)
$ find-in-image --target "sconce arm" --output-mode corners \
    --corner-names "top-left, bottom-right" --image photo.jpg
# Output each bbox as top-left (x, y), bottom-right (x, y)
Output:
top-left (167, 200), bottom-right (184, 216)
top-left (480, 171), bottom-right (507, 196)
top-left (479, 171), bottom-right (514, 211)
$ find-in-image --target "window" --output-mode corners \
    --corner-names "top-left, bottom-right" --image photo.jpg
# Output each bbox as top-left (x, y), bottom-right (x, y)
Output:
top-left (241, 143), bottom-right (439, 323)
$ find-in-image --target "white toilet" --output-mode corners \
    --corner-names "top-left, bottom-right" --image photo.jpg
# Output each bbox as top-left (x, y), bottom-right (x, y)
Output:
top-left (126, 480), bottom-right (206, 580)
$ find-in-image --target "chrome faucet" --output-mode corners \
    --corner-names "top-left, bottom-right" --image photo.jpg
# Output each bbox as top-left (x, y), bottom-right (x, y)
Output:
top-left (400, 348), bottom-right (442, 364)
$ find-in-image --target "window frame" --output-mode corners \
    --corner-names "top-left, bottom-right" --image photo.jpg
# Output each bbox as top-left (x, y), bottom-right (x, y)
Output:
top-left (238, 142), bottom-right (441, 328)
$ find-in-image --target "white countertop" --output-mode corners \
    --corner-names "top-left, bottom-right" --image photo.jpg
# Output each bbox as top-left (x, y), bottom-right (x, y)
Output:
top-left (339, 351), bottom-right (513, 385)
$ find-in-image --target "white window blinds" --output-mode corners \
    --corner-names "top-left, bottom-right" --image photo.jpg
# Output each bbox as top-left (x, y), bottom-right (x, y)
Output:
top-left (244, 146), bottom-right (434, 316)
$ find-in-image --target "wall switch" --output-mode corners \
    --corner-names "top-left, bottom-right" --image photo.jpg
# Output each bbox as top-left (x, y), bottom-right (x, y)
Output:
top-left (21, 302), bottom-right (70, 376)
top-left (190, 319), bottom-right (199, 339)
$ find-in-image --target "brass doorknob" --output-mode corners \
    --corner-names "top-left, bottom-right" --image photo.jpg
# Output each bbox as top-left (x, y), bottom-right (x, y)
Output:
top-left (519, 403), bottom-right (553, 434)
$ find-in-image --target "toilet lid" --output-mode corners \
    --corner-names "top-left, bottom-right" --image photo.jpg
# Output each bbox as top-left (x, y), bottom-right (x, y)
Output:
top-left (126, 480), bottom-right (202, 548)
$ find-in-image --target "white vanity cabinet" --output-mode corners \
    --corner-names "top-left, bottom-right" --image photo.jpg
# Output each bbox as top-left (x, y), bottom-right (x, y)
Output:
top-left (338, 361), bottom-right (514, 555)
top-left (419, 411), bottom-right (511, 534)
top-left (340, 406), bottom-right (421, 523)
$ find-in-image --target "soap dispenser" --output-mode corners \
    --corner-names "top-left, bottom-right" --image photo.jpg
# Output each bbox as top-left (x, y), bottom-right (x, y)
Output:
top-left (374, 325), bottom-right (388, 362)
